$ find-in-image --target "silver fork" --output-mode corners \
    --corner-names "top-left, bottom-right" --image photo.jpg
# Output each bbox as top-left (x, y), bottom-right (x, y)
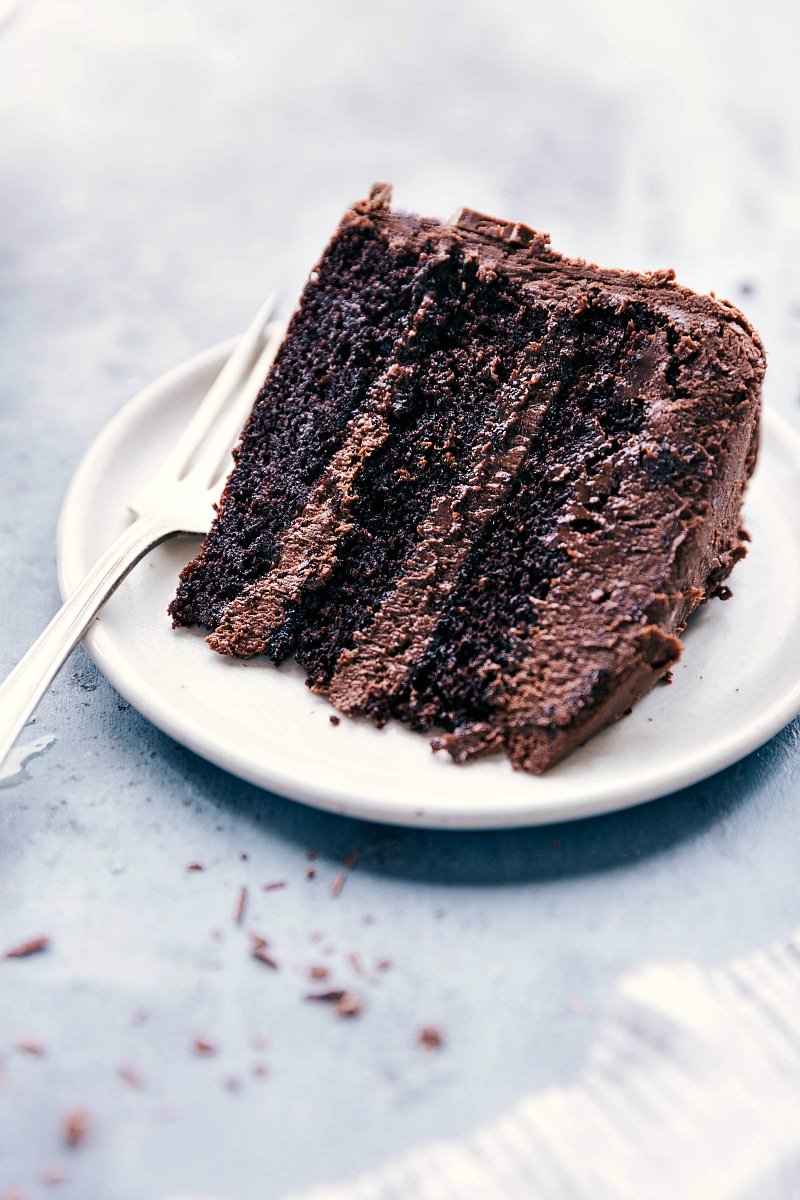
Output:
top-left (0, 293), bottom-right (282, 769)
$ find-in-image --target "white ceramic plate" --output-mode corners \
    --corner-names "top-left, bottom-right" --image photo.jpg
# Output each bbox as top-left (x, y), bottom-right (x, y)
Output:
top-left (57, 338), bottom-right (800, 829)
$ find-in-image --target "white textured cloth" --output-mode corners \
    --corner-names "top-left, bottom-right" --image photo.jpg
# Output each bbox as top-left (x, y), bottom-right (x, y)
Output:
top-left (283, 932), bottom-right (800, 1200)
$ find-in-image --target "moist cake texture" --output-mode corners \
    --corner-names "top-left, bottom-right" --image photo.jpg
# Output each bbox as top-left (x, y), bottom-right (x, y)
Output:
top-left (170, 183), bottom-right (765, 773)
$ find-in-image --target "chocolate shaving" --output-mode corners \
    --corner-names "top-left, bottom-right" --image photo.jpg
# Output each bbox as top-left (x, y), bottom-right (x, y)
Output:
top-left (40, 1164), bottom-right (68, 1186)
top-left (117, 1065), bottom-right (144, 1089)
top-left (330, 872), bottom-right (347, 898)
top-left (14, 1037), bottom-right (45, 1056)
top-left (419, 1025), bottom-right (444, 1050)
top-left (336, 992), bottom-right (363, 1018)
top-left (305, 989), bottom-right (346, 1003)
top-left (347, 952), bottom-right (366, 978)
top-left (306, 989), bottom-right (363, 1017)
top-left (234, 885), bottom-right (248, 925)
top-left (249, 934), bottom-right (279, 969)
top-left (63, 1108), bottom-right (88, 1148)
top-left (5, 935), bottom-right (50, 959)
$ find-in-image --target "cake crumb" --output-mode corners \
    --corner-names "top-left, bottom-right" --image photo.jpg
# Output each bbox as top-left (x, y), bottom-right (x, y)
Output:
top-left (419, 1025), bottom-right (444, 1051)
top-left (5, 935), bottom-right (50, 959)
top-left (329, 715), bottom-right (340, 726)
top-left (63, 1108), bottom-right (89, 1148)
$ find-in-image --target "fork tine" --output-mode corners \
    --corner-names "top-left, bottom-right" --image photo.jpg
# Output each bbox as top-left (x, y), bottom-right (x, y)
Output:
top-left (189, 329), bottom-right (284, 492)
top-left (155, 288), bottom-right (280, 483)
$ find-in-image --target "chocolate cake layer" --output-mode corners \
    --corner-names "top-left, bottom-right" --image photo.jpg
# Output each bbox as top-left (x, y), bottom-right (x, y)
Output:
top-left (171, 184), bottom-right (765, 773)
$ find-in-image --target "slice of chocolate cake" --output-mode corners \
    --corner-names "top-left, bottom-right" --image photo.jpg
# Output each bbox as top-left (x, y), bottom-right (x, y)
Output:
top-left (170, 183), bottom-right (765, 773)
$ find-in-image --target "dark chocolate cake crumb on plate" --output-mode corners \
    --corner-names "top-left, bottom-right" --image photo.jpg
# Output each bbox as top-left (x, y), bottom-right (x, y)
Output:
top-left (171, 183), bottom-right (765, 773)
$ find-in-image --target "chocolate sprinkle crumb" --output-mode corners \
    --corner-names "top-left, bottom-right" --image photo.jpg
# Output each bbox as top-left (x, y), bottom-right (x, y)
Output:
top-left (250, 934), bottom-right (279, 969)
top-left (305, 989), bottom-right (346, 1003)
top-left (40, 1164), bottom-right (68, 1186)
top-left (5, 935), bottom-right (50, 959)
top-left (14, 1037), bottom-right (45, 1056)
top-left (343, 850), bottom-right (360, 870)
top-left (336, 992), bottom-right (363, 1018)
top-left (117, 1065), bottom-right (143, 1090)
top-left (262, 880), bottom-right (286, 892)
top-left (419, 1025), bottom-right (444, 1050)
top-left (234, 885), bottom-right (248, 925)
top-left (376, 958), bottom-right (392, 971)
top-left (306, 850), bottom-right (318, 861)
top-left (305, 867), bottom-right (316, 880)
top-left (306, 989), bottom-right (363, 1017)
top-left (329, 714), bottom-right (340, 726)
top-left (330, 872), bottom-right (347, 898)
top-left (63, 1108), bottom-right (89, 1148)
top-left (309, 965), bottom-right (329, 980)
top-left (193, 1037), bottom-right (217, 1056)
top-left (187, 863), bottom-right (204, 872)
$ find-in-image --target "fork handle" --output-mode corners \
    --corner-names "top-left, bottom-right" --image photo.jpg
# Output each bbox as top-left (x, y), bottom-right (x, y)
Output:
top-left (0, 515), bottom-right (176, 769)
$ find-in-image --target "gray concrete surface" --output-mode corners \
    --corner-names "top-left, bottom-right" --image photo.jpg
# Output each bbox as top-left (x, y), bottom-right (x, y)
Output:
top-left (1, 2), bottom-right (799, 1197)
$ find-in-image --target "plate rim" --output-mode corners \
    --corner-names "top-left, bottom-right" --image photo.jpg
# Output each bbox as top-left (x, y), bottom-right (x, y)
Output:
top-left (56, 339), bottom-right (800, 829)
